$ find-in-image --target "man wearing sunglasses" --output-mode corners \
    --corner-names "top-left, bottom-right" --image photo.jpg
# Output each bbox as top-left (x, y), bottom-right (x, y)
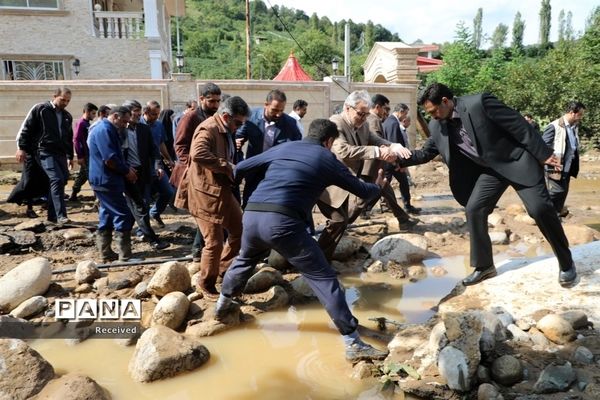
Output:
top-left (174, 96), bottom-right (250, 299)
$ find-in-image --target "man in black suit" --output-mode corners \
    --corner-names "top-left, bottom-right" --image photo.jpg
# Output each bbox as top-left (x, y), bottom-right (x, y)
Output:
top-left (383, 104), bottom-right (421, 214)
top-left (402, 83), bottom-right (577, 288)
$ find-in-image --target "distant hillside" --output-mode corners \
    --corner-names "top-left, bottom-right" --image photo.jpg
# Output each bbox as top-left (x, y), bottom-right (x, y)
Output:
top-left (179, 0), bottom-right (401, 80)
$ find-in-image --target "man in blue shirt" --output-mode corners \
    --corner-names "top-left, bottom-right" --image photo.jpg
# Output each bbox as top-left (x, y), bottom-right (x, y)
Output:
top-left (88, 106), bottom-right (138, 262)
top-left (216, 119), bottom-right (388, 363)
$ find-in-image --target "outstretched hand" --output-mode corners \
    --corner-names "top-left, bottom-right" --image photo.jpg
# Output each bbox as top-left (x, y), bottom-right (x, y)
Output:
top-left (390, 143), bottom-right (412, 159)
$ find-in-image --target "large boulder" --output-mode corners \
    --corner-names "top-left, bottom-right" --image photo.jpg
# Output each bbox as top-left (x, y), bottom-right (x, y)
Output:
top-left (438, 346), bottom-right (470, 392)
top-left (0, 257), bottom-right (52, 313)
top-left (332, 236), bottom-right (363, 261)
top-left (490, 355), bottom-right (523, 386)
top-left (244, 267), bottom-right (284, 294)
top-left (128, 325), bottom-right (210, 382)
top-left (9, 296), bottom-right (48, 319)
top-left (0, 338), bottom-right (55, 400)
top-left (151, 291), bottom-right (190, 330)
top-left (370, 234), bottom-right (428, 264)
top-left (536, 314), bottom-right (576, 344)
top-left (146, 261), bottom-right (191, 296)
top-left (562, 224), bottom-right (599, 245)
top-left (533, 362), bottom-right (576, 394)
top-left (32, 373), bottom-right (111, 400)
top-left (75, 260), bottom-right (101, 284)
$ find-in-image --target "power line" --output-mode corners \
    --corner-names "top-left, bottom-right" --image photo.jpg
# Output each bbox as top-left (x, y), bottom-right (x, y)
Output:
top-left (264, 0), bottom-right (350, 94)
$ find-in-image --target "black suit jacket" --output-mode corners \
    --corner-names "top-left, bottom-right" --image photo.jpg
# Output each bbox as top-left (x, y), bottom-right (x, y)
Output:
top-left (404, 93), bottom-right (553, 206)
top-left (382, 115), bottom-right (407, 146)
top-left (133, 123), bottom-right (160, 184)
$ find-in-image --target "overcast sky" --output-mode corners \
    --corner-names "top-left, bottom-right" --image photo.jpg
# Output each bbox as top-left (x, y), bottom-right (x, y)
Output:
top-left (266, 0), bottom-right (597, 46)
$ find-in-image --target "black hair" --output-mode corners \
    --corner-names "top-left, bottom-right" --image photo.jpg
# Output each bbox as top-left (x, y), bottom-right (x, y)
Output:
top-left (109, 106), bottom-right (131, 118)
top-left (266, 89), bottom-right (286, 103)
top-left (122, 100), bottom-right (142, 110)
top-left (200, 82), bottom-right (221, 97)
top-left (143, 100), bottom-right (161, 114)
top-left (98, 105), bottom-right (112, 116)
top-left (54, 87), bottom-right (71, 97)
top-left (566, 101), bottom-right (586, 113)
top-left (293, 99), bottom-right (308, 110)
top-left (83, 102), bottom-right (98, 113)
top-left (371, 94), bottom-right (390, 107)
top-left (307, 119), bottom-right (339, 143)
top-left (418, 83), bottom-right (454, 106)
top-left (220, 96), bottom-right (250, 117)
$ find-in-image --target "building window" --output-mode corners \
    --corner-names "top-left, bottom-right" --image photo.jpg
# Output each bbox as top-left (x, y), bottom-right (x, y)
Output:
top-left (0, 0), bottom-right (58, 9)
top-left (2, 60), bottom-right (65, 80)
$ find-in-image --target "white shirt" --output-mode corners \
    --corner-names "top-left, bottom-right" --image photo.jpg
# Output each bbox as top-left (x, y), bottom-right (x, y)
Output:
top-left (289, 111), bottom-right (304, 136)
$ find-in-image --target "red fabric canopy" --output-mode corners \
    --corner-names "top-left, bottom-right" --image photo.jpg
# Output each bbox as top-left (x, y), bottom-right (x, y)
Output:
top-left (273, 52), bottom-right (312, 81)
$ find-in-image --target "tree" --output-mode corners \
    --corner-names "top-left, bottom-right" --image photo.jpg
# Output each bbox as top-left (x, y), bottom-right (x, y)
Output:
top-left (558, 9), bottom-right (566, 41)
top-left (365, 20), bottom-right (375, 50)
top-left (309, 12), bottom-right (319, 31)
top-left (491, 23), bottom-right (509, 49)
top-left (539, 0), bottom-right (552, 47)
top-left (512, 12), bottom-right (526, 53)
top-left (473, 8), bottom-right (483, 49)
top-left (565, 11), bottom-right (574, 40)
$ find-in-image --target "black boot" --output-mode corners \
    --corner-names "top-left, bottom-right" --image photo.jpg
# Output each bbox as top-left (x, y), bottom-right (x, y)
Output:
top-left (115, 230), bottom-right (136, 261)
top-left (96, 230), bottom-right (117, 263)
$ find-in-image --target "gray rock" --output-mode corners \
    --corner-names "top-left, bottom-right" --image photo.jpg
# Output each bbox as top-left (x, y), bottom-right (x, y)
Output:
top-left (332, 236), bottom-right (362, 261)
top-left (257, 285), bottom-right (289, 311)
top-left (365, 259), bottom-right (385, 273)
top-left (290, 276), bottom-right (316, 298)
top-left (491, 355), bottom-right (523, 386)
top-left (151, 291), bottom-right (190, 330)
top-left (528, 327), bottom-right (551, 349)
top-left (244, 267), bottom-right (283, 294)
top-left (134, 281), bottom-right (149, 299)
top-left (14, 219), bottom-right (45, 233)
top-left (490, 306), bottom-right (514, 328)
top-left (515, 318), bottom-right (533, 331)
top-left (0, 338), bottom-right (54, 399)
top-left (9, 296), bottom-right (47, 319)
top-left (477, 382), bottom-right (504, 400)
top-left (489, 231), bottom-right (508, 245)
top-left (536, 314), bottom-right (576, 344)
top-left (370, 233), bottom-right (428, 264)
top-left (507, 324), bottom-right (531, 344)
top-left (533, 362), bottom-right (576, 394)
top-left (267, 249), bottom-right (288, 270)
top-left (572, 346), bottom-right (594, 364)
top-left (75, 260), bottom-right (101, 284)
top-left (560, 310), bottom-right (589, 330)
top-left (0, 257), bottom-right (52, 312)
top-left (128, 325), bottom-right (210, 382)
top-left (93, 277), bottom-right (109, 291)
top-left (73, 283), bottom-right (93, 294)
top-left (147, 261), bottom-right (191, 296)
top-left (62, 227), bottom-right (93, 240)
top-left (0, 234), bottom-right (13, 252)
top-left (33, 373), bottom-right (110, 400)
top-left (6, 230), bottom-right (37, 247)
top-left (438, 346), bottom-right (470, 391)
top-left (477, 365), bottom-right (492, 384)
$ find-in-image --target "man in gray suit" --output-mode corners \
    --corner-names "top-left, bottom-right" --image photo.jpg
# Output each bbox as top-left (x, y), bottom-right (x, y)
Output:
top-left (402, 83), bottom-right (577, 288)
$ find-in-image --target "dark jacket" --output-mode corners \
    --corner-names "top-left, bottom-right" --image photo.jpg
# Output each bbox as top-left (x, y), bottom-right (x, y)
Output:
top-left (18, 101), bottom-right (74, 159)
top-left (402, 93), bottom-right (552, 206)
top-left (131, 122), bottom-right (160, 184)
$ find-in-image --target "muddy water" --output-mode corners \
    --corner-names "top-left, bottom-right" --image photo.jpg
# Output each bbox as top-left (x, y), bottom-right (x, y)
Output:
top-left (30, 259), bottom-right (467, 400)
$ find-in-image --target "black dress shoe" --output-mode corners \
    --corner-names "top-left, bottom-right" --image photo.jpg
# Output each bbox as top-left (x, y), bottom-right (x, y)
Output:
top-left (462, 267), bottom-right (497, 286)
top-left (406, 205), bottom-right (422, 215)
top-left (559, 265), bottom-right (578, 288)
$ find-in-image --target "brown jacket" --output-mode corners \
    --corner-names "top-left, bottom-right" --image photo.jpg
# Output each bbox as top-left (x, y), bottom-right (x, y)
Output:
top-left (319, 113), bottom-right (389, 209)
top-left (170, 107), bottom-right (209, 187)
top-left (174, 114), bottom-right (239, 224)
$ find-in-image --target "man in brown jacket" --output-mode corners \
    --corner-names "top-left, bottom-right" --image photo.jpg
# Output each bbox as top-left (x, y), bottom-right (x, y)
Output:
top-left (171, 82), bottom-right (222, 261)
top-left (175, 96), bottom-right (249, 298)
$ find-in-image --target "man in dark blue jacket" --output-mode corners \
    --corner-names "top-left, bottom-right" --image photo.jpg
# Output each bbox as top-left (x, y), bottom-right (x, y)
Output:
top-left (216, 119), bottom-right (388, 363)
top-left (235, 89), bottom-right (302, 207)
top-left (16, 87), bottom-right (74, 224)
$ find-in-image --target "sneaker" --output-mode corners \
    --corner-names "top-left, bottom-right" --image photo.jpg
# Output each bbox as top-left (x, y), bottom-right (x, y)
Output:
top-left (345, 339), bottom-right (388, 363)
top-left (26, 209), bottom-right (39, 219)
top-left (150, 239), bottom-right (170, 250)
top-left (152, 214), bottom-right (165, 228)
top-left (57, 217), bottom-right (71, 225)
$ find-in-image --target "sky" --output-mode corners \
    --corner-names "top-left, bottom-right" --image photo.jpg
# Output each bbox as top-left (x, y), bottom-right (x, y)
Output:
top-left (266, 0), bottom-right (597, 46)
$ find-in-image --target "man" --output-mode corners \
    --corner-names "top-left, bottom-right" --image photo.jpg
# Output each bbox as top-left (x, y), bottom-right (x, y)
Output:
top-left (542, 101), bottom-right (586, 215)
top-left (524, 113), bottom-right (540, 132)
top-left (236, 89), bottom-right (302, 207)
top-left (174, 96), bottom-right (248, 298)
top-left (88, 104), bottom-right (113, 134)
top-left (70, 102), bottom-right (98, 201)
top-left (171, 82), bottom-right (222, 261)
top-left (16, 87), bottom-right (74, 224)
top-left (122, 100), bottom-right (169, 251)
top-left (87, 107), bottom-right (138, 262)
top-left (383, 106), bottom-right (421, 214)
top-left (362, 95), bottom-right (417, 221)
top-left (172, 99), bottom-right (199, 132)
top-left (216, 119), bottom-right (388, 363)
top-left (402, 83), bottom-right (576, 288)
top-left (316, 90), bottom-right (411, 261)
top-left (141, 101), bottom-right (175, 228)
top-left (289, 99), bottom-right (308, 135)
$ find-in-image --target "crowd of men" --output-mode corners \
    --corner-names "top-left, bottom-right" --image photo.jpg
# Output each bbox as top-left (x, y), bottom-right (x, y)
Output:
top-left (9, 82), bottom-right (585, 362)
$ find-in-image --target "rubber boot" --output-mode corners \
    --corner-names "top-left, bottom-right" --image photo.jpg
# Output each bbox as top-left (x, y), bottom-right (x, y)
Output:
top-left (96, 230), bottom-right (117, 263)
top-left (114, 230), bottom-right (142, 262)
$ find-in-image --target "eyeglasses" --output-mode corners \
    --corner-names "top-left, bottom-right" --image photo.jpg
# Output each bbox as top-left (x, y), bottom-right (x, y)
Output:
top-left (350, 106), bottom-right (369, 118)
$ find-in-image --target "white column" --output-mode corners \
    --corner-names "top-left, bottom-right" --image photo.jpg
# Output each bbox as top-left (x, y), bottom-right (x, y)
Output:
top-left (149, 50), bottom-right (162, 79)
top-left (143, 0), bottom-right (160, 38)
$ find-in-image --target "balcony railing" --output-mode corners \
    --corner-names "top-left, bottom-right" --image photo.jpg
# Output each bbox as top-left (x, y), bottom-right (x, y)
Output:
top-left (94, 11), bottom-right (143, 39)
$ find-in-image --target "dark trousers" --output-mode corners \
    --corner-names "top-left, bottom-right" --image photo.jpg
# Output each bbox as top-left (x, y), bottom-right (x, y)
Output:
top-left (466, 169), bottom-right (573, 272)
top-left (221, 211), bottom-right (359, 335)
top-left (385, 167), bottom-right (412, 207)
top-left (71, 160), bottom-right (89, 195)
top-left (546, 173), bottom-right (571, 214)
top-left (149, 173), bottom-right (175, 218)
top-left (361, 175), bottom-right (410, 221)
top-left (38, 152), bottom-right (68, 221)
top-left (95, 189), bottom-right (134, 232)
top-left (124, 177), bottom-right (158, 242)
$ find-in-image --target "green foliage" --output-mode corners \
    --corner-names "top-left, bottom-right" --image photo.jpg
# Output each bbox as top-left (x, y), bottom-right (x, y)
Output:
top-left (511, 12), bottom-right (525, 54)
top-left (178, 0), bottom-right (398, 81)
top-left (491, 23), bottom-right (509, 49)
top-left (539, 0), bottom-right (552, 47)
top-left (473, 8), bottom-right (483, 49)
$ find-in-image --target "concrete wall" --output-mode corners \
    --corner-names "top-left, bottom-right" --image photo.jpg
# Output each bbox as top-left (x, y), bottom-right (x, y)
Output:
top-left (0, 78), bottom-right (420, 168)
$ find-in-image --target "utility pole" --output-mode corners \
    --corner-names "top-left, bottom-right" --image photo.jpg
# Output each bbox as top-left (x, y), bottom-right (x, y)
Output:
top-left (245, 0), bottom-right (251, 79)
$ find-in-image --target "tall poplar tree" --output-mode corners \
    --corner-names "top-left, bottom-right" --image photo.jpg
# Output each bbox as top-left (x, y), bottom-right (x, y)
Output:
top-left (473, 8), bottom-right (483, 48)
top-left (539, 0), bottom-right (552, 47)
top-left (512, 11), bottom-right (525, 53)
